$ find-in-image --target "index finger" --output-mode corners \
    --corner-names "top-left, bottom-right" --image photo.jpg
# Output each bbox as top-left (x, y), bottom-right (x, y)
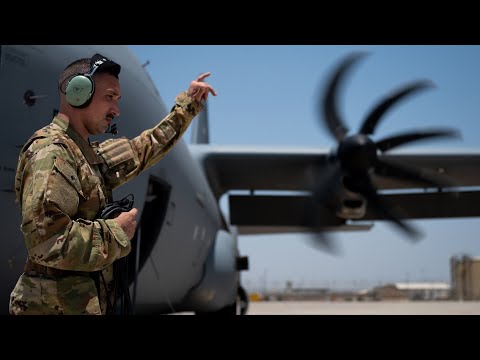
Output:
top-left (196, 72), bottom-right (211, 82)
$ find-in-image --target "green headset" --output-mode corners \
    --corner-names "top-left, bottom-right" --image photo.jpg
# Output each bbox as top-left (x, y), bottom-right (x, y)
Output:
top-left (65, 54), bottom-right (119, 108)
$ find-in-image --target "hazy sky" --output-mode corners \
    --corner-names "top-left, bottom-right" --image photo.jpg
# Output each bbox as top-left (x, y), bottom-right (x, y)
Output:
top-left (129, 45), bottom-right (480, 292)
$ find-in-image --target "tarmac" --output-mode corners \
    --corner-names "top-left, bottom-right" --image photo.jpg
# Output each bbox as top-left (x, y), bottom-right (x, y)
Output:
top-left (245, 300), bottom-right (480, 315)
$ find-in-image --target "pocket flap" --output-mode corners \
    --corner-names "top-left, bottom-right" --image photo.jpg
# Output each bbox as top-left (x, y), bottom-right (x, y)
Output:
top-left (54, 156), bottom-right (84, 197)
top-left (97, 138), bottom-right (135, 169)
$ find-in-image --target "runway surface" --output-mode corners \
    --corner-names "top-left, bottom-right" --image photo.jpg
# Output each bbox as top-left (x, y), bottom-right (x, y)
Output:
top-left (245, 301), bottom-right (480, 315)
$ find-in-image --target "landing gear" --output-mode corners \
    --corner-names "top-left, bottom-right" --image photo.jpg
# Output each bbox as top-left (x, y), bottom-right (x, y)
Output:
top-left (237, 286), bottom-right (249, 315)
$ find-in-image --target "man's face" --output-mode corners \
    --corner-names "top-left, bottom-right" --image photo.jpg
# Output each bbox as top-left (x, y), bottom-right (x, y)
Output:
top-left (81, 72), bottom-right (121, 136)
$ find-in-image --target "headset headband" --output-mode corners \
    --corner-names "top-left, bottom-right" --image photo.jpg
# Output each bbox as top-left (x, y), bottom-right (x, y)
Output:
top-left (87, 57), bottom-right (107, 77)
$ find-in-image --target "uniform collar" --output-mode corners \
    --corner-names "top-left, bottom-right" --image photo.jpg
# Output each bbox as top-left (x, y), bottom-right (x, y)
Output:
top-left (52, 116), bottom-right (103, 165)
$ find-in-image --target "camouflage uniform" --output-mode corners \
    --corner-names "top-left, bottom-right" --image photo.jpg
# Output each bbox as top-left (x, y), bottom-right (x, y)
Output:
top-left (9, 92), bottom-right (202, 315)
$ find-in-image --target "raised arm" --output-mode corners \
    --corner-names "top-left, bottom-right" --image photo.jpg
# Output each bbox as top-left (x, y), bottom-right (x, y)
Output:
top-left (97, 73), bottom-right (216, 189)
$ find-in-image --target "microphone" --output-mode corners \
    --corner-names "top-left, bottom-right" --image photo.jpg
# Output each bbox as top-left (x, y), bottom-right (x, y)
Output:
top-left (105, 123), bottom-right (118, 135)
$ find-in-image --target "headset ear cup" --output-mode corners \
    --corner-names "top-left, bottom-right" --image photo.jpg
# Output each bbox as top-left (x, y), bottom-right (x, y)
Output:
top-left (65, 74), bottom-right (94, 107)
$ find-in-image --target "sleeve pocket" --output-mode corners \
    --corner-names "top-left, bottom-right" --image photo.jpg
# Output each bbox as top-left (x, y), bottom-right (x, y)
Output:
top-left (97, 138), bottom-right (136, 180)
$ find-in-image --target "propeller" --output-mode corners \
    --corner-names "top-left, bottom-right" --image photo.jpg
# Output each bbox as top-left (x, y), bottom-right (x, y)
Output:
top-left (304, 52), bottom-right (460, 252)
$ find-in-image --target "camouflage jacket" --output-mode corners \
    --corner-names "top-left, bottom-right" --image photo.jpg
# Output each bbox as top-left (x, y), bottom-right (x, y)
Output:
top-left (9, 91), bottom-right (202, 315)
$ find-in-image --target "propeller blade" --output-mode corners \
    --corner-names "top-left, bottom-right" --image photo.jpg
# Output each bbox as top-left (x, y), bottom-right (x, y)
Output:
top-left (355, 176), bottom-right (421, 241)
top-left (304, 163), bottom-right (341, 226)
top-left (322, 52), bottom-right (367, 142)
top-left (359, 80), bottom-right (434, 136)
top-left (302, 197), bottom-right (342, 255)
top-left (375, 158), bottom-right (455, 190)
top-left (312, 162), bottom-right (342, 203)
top-left (306, 231), bottom-right (342, 256)
top-left (302, 163), bottom-right (343, 255)
top-left (377, 129), bottom-right (460, 152)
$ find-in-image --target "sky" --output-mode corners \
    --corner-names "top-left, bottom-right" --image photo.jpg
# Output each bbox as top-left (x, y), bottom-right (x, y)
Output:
top-left (129, 45), bottom-right (480, 292)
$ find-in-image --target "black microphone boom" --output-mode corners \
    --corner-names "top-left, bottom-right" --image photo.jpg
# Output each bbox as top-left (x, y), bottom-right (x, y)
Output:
top-left (106, 123), bottom-right (118, 135)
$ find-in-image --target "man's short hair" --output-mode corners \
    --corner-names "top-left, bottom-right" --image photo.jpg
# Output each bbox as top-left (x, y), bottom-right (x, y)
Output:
top-left (58, 55), bottom-right (121, 94)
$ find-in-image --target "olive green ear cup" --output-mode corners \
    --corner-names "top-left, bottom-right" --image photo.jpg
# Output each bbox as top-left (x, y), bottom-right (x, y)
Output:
top-left (65, 74), bottom-right (94, 108)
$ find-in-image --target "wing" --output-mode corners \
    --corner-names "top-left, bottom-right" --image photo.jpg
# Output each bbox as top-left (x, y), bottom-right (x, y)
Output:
top-left (191, 145), bottom-right (480, 235)
top-left (189, 52), bottom-right (480, 242)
